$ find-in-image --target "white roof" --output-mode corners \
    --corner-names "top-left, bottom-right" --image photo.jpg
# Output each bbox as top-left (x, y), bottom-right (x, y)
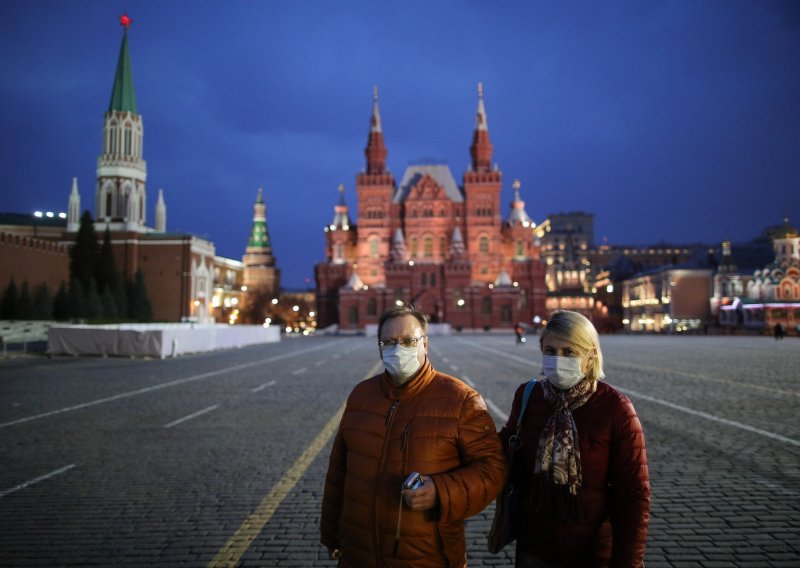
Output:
top-left (393, 164), bottom-right (464, 204)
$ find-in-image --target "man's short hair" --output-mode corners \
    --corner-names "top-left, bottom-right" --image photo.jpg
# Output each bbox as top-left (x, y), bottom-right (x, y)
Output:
top-left (377, 304), bottom-right (429, 339)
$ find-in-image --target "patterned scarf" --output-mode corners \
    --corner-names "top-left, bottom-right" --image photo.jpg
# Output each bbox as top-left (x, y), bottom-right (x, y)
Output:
top-left (533, 377), bottom-right (597, 519)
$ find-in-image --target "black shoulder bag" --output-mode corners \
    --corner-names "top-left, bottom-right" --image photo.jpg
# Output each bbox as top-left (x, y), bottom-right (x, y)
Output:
top-left (487, 379), bottom-right (538, 554)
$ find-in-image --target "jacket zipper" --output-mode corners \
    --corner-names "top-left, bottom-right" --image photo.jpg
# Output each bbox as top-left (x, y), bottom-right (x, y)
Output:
top-left (394, 420), bottom-right (413, 557)
top-left (374, 398), bottom-right (400, 566)
top-left (400, 421), bottom-right (411, 475)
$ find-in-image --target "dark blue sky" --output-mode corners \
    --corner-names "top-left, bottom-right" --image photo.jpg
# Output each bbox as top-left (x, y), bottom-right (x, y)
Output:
top-left (1, 1), bottom-right (798, 288)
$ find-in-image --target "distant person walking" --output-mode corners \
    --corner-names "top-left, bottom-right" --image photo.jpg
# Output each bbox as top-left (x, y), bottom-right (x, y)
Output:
top-left (774, 323), bottom-right (784, 341)
top-left (514, 322), bottom-right (526, 344)
top-left (498, 310), bottom-right (650, 567)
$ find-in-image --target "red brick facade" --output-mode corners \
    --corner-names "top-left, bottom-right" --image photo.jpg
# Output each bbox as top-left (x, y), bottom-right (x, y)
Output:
top-left (315, 86), bottom-right (547, 331)
top-left (0, 231), bottom-right (69, 292)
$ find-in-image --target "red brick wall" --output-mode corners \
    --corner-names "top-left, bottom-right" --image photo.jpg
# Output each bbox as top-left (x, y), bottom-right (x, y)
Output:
top-left (0, 231), bottom-right (69, 291)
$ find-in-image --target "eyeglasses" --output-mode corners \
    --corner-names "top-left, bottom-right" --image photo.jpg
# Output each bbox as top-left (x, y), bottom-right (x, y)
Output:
top-left (378, 336), bottom-right (426, 348)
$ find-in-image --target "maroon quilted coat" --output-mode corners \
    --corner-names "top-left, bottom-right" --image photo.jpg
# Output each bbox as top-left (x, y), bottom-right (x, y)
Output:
top-left (499, 380), bottom-right (650, 567)
top-left (321, 359), bottom-right (506, 567)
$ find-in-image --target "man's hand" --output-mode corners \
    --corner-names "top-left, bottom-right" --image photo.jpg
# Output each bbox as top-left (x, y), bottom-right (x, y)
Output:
top-left (328, 547), bottom-right (341, 560)
top-left (402, 475), bottom-right (437, 511)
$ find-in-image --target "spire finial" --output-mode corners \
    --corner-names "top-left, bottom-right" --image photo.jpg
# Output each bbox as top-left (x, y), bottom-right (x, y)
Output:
top-left (478, 81), bottom-right (483, 98)
top-left (338, 183), bottom-right (346, 204)
top-left (512, 179), bottom-right (521, 201)
top-left (373, 85), bottom-right (378, 102)
top-left (119, 13), bottom-right (132, 29)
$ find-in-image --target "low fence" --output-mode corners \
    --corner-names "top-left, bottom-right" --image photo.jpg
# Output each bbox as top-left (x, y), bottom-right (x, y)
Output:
top-left (48, 323), bottom-right (281, 358)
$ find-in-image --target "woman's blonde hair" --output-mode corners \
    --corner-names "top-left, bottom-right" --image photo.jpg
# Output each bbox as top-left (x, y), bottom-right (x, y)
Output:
top-left (540, 310), bottom-right (605, 381)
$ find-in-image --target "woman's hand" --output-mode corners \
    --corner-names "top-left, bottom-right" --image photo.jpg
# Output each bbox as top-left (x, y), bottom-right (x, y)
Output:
top-left (328, 547), bottom-right (341, 560)
top-left (402, 475), bottom-right (437, 511)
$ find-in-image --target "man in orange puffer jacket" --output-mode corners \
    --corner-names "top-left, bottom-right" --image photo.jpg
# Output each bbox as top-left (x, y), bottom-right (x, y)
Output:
top-left (321, 305), bottom-right (506, 567)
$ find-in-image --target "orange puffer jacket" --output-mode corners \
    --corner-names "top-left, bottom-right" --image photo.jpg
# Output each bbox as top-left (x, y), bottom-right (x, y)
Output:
top-left (321, 359), bottom-right (506, 567)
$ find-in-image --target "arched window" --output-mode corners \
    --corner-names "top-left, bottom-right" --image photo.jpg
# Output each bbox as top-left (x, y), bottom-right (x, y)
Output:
top-left (125, 123), bottom-right (132, 155)
top-left (367, 298), bottom-right (377, 316)
top-left (482, 297), bottom-right (491, 314)
top-left (421, 273), bottom-right (427, 287)
top-left (105, 191), bottom-right (113, 218)
top-left (430, 273), bottom-right (436, 287)
top-left (348, 306), bottom-right (359, 324)
top-left (334, 244), bottom-right (344, 260)
top-left (369, 236), bottom-right (380, 258)
top-left (516, 240), bottom-right (524, 256)
top-left (410, 237), bottom-right (418, 258)
top-left (424, 237), bottom-right (433, 257)
top-left (439, 237), bottom-right (447, 258)
top-left (500, 305), bottom-right (512, 322)
top-left (479, 236), bottom-right (489, 254)
top-left (109, 120), bottom-right (117, 154)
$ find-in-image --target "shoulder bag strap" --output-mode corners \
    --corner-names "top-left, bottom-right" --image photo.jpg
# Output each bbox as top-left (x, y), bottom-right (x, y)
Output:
top-left (515, 380), bottom-right (538, 434)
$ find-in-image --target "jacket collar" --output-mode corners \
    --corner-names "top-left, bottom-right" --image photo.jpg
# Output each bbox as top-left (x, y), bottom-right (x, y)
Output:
top-left (380, 357), bottom-right (436, 400)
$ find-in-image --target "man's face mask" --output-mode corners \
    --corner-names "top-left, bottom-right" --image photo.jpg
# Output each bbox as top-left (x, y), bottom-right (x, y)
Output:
top-left (381, 341), bottom-right (423, 382)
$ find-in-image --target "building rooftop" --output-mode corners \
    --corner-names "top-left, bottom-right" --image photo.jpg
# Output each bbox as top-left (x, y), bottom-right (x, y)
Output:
top-left (393, 164), bottom-right (464, 204)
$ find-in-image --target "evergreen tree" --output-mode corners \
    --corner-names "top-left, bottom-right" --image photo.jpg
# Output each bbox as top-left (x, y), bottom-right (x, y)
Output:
top-left (113, 271), bottom-right (128, 319)
top-left (128, 269), bottom-right (153, 322)
top-left (32, 283), bottom-right (53, 320)
top-left (1, 278), bottom-right (19, 319)
top-left (101, 286), bottom-right (118, 319)
top-left (17, 282), bottom-right (34, 320)
top-left (85, 279), bottom-right (103, 320)
top-left (68, 279), bottom-right (87, 319)
top-left (53, 281), bottom-right (70, 321)
top-left (70, 210), bottom-right (99, 291)
top-left (97, 227), bottom-right (116, 293)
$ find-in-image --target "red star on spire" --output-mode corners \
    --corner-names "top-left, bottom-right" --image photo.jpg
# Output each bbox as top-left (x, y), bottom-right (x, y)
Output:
top-left (119, 13), bottom-right (132, 28)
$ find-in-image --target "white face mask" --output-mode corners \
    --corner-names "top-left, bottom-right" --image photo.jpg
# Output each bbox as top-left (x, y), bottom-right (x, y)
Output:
top-left (382, 344), bottom-right (422, 382)
top-left (542, 355), bottom-right (586, 390)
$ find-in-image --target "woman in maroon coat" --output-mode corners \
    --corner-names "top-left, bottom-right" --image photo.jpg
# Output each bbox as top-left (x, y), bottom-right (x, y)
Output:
top-left (499, 310), bottom-right (650, 567)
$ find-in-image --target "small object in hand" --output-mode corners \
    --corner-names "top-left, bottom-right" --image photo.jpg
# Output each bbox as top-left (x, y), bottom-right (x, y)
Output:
top-left (403, 471), bottom-right (424, 490)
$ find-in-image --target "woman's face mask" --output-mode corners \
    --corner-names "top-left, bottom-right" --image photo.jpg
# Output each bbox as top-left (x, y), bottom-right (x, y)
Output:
top-left (540, 334), bottom-right (592, 390)
top-left (541, 354), bottom-right (586, 390)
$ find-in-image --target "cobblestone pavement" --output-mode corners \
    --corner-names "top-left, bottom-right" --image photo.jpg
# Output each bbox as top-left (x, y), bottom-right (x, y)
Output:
top-left (0, 334), bottom-right (798, 567)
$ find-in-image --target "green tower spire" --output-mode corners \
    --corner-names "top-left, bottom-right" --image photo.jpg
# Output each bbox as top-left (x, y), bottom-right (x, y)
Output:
top-left (248, 188), bottom-right (272, 249)
top-left (108, 30), bottom-right (138, 113)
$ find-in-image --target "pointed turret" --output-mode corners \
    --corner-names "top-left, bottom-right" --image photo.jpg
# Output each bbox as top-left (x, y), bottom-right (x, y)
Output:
top-left (365, 86), bottom-right (387, 175)
top-left (331, 184), bottom-right (351, 230)
top-left (155, 189), bottom-right (166, 232)
top-left (469, 82), bottom-right (493, 173)
top-left (108, 28), bottom-right (138, 113)
top-left (494, 268), bottom-right (513, 287)
top-left (390, 228), bottom-right (409, 262)
top-left (505, 179), bottom-right (533, 227)
top-left (67, 177), bottom-right (81, 232)
top-left (96, 16), bottom-right (147, 231)
top-left (243, 187), bottom-right (280, 296)
top-left (248, 187), bottom-right (271, 249)
top-left (450, 226), bottom-right (467, 257)
top-left (346, 271), bottom-right (365, 291)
